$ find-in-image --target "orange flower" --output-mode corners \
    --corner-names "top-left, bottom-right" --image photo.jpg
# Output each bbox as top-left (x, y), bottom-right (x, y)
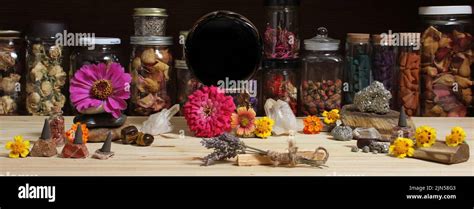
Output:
top-left (65, 123), bottom-right (89, 144)
top-left (303, 115), bottom-right (323, 134)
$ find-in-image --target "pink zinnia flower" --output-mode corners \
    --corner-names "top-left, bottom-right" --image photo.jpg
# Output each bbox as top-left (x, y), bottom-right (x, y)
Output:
top-left (184, 86), bottom-right (236, 138)
top-left (70, 63), bottom-right (131, 118)
top-left (231, 107), bottom-right (256, 137)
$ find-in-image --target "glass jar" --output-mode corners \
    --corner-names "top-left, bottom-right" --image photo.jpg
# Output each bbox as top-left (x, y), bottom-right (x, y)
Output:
top-left (129, 36), bottom-right (173, 116)
top-left (300, 27), bottom-right (343, 116)
top-left (175, 59), bottom-right (203, 115)
top-left (344, 33), bottom-right (372, 104)
top-left (69, 37), bottom-right (121, 114)
top-left (0, 30), bottom-right (22, 115)
top-left (133, 8), bottom-right (168, 36)
top-left (49, 108), bottom-right (65, 147)
top-left (178, 31), bottom-right (189, 60)
top-left (371, 34), bottom-right (398, 109)
top-left (263, 0), bottom-right (300, 59)
top-left (25, 21), bottom-right (67, 116)
top-left (398, 33), bottom-right (421, 116)
top-left (419, 6), bottom-right (473, 117)
top-left (263, 59), bottom-right (299, 114)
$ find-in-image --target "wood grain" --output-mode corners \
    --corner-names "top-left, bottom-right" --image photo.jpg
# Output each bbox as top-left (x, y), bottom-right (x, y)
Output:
top-left (0, 116), bottom-right (472, 176)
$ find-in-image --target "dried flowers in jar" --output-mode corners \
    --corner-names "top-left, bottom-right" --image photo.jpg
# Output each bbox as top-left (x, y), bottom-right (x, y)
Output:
top-left (0, 30), bottom-right (22, 115)
top-left (344, 33), bottom-right (373, 104)
top-left (263, 0), bottom-right (300, 59)
top-left (372, 34), bottom-right (398, 108)
top-left (129, 36), bottom-right (174, 116)
top-left (263, 59), bottom-right (299, 114)
top-left (419, 6), bottom-right (473, 117)
top-left (398, 33), bottom-right (421, 116)
top-left (25, 21), bottom-right (67, 116)
top-left (175, 60), bottom-right (203, 115)
top-left (133, 8), bottom-right (168, 36)
top-left (301, 27), bottom-right (343, 116)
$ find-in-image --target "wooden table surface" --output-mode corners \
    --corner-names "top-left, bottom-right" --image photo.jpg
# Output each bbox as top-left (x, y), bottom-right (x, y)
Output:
top-left (0, 116), bottom-right (472, 176)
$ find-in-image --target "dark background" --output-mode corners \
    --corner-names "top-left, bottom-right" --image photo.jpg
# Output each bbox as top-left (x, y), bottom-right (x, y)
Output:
top-left (0, 0), bottom-right (472, 63)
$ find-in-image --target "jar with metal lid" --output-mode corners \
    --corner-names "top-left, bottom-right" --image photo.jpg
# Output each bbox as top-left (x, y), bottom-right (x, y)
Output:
top-left (0, 30), bottom-right (22, 115)
top-left (69, 37), bottom-right (121, 114)
top-left (263, 0), bottom-right (300, 59)
top-left (263, 59), bottom-right (299, 114)
top-left (300, 27), bottom-right (343, 116)
top-left (129, 36), bottom-right (174, 116)
top-left (398, 33), bottom-right (421, 116)
top-left (133, 8), bottom-right (168, 36)
top-left (344, 33), bottom-right (372, 104)
top-left (419, 5), bottom-right (473, 117)
top-left (175, 59), bottom-right (203, 115)
top-left (371, 34), bottom-right (398, 109)
top-left (25, 21), bottom-right (68, 116)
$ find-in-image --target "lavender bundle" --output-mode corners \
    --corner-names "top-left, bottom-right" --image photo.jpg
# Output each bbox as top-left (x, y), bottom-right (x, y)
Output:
top-left (201, 133), bottom-right (329, 167)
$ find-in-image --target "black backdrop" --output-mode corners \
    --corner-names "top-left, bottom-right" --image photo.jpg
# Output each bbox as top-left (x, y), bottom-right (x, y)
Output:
top-left (1, 0), bottom-right (472, 64)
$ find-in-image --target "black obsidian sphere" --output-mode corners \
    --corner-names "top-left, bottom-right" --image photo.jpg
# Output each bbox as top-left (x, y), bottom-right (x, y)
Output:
top-left (185, 11), bottom-right (263, 86)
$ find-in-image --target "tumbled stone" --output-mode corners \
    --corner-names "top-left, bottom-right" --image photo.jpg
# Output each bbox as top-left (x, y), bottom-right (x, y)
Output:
top-left (353, 81), bottom-right (392, 114)
top-left (362, 146), bottom-right (370, 153)
top-left (351, 147), bottom-right (359, 152)
top-left (121, 126), bottom-right (139, 144)
top-left (88, 124), bottom-right (126, 142)
top-left (73, 113), bottom-right (127, 129)
top-left (331, 126), bottom-right (353, 141)
top-left (353, 127), bottom-right (382, 141)
top-left (136, 132), bottom-right (154, 146)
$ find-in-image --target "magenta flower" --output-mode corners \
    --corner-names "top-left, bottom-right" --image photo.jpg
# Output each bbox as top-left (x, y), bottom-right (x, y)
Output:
top-left (70, 63), bottom-right (131, 118)
top-left (184, 86), bottom-right (236, 138)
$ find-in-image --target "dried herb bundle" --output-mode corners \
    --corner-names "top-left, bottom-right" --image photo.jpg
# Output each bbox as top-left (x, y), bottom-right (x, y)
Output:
top-left (201, 133), bottom-right (329, 168)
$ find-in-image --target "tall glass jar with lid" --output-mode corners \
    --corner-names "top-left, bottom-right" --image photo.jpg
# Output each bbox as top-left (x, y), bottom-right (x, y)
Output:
top-left (419, 5), bottom-right (473, 117)
top-left (300, 27), bottom-right (343, 116)
top-left (0, 30), bottom-right (22, 115)
top-left (69, 37), bottom-right (121, 114)
top-left (371, 34), bottom-right (398, 109)
top-left (263, 0), bottom-right (300, 59)
top-left (133, 8), bottom-right (168, 36)
top-left (344, 33), bottom-right (372, 104)
top-left (129, 36), bottom-right (174, 116)
top-left (25, 21), bottom-right (68, 116)
top-left (398, 33), bottom-right (421, 116)
top-left (262, 59), bottom-right (299, 114)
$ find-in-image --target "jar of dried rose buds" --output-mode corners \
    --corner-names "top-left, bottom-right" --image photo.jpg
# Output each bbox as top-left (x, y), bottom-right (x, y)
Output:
top-left (419, 6), bottom-right (473, 117)
top-left (264, 0), bottom-right (300, 59)
top-left (262, 59), bottom-right (299, 114)
top-left (129, 36), bottom-right (174, 116)
top-left (344, 33), bottom-right (373, 104)
top-left (133, 8), bottom-right (168, 36)
top-left (25, 21), bottom-right (68, 116)
top-left (175, 59), bottom-right (203, 115)
top-left (398, 33), bottom-right (421, 116)
top-left (0, 30), bottom-right (22, 115)
top-left (300, 27), bottom-right (343, 116)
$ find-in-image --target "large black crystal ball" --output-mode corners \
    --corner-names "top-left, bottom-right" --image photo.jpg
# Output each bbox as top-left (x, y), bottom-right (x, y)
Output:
top-left (185, 11), bottom-right (262, 86)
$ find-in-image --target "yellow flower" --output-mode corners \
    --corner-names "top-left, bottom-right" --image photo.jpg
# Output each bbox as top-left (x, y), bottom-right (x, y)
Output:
top-left (415, 126), bottom-right (436, 148)
top-left (445, 127), bottom-right (466, 147)
top-left (322, 109), bottom-right (340, 125)
top-left (5, 135), bottom-right (30, 158)
top-left (389, 137), bottom-right (415, 159)
top-left (254, 117), bottom-right (274, 139)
